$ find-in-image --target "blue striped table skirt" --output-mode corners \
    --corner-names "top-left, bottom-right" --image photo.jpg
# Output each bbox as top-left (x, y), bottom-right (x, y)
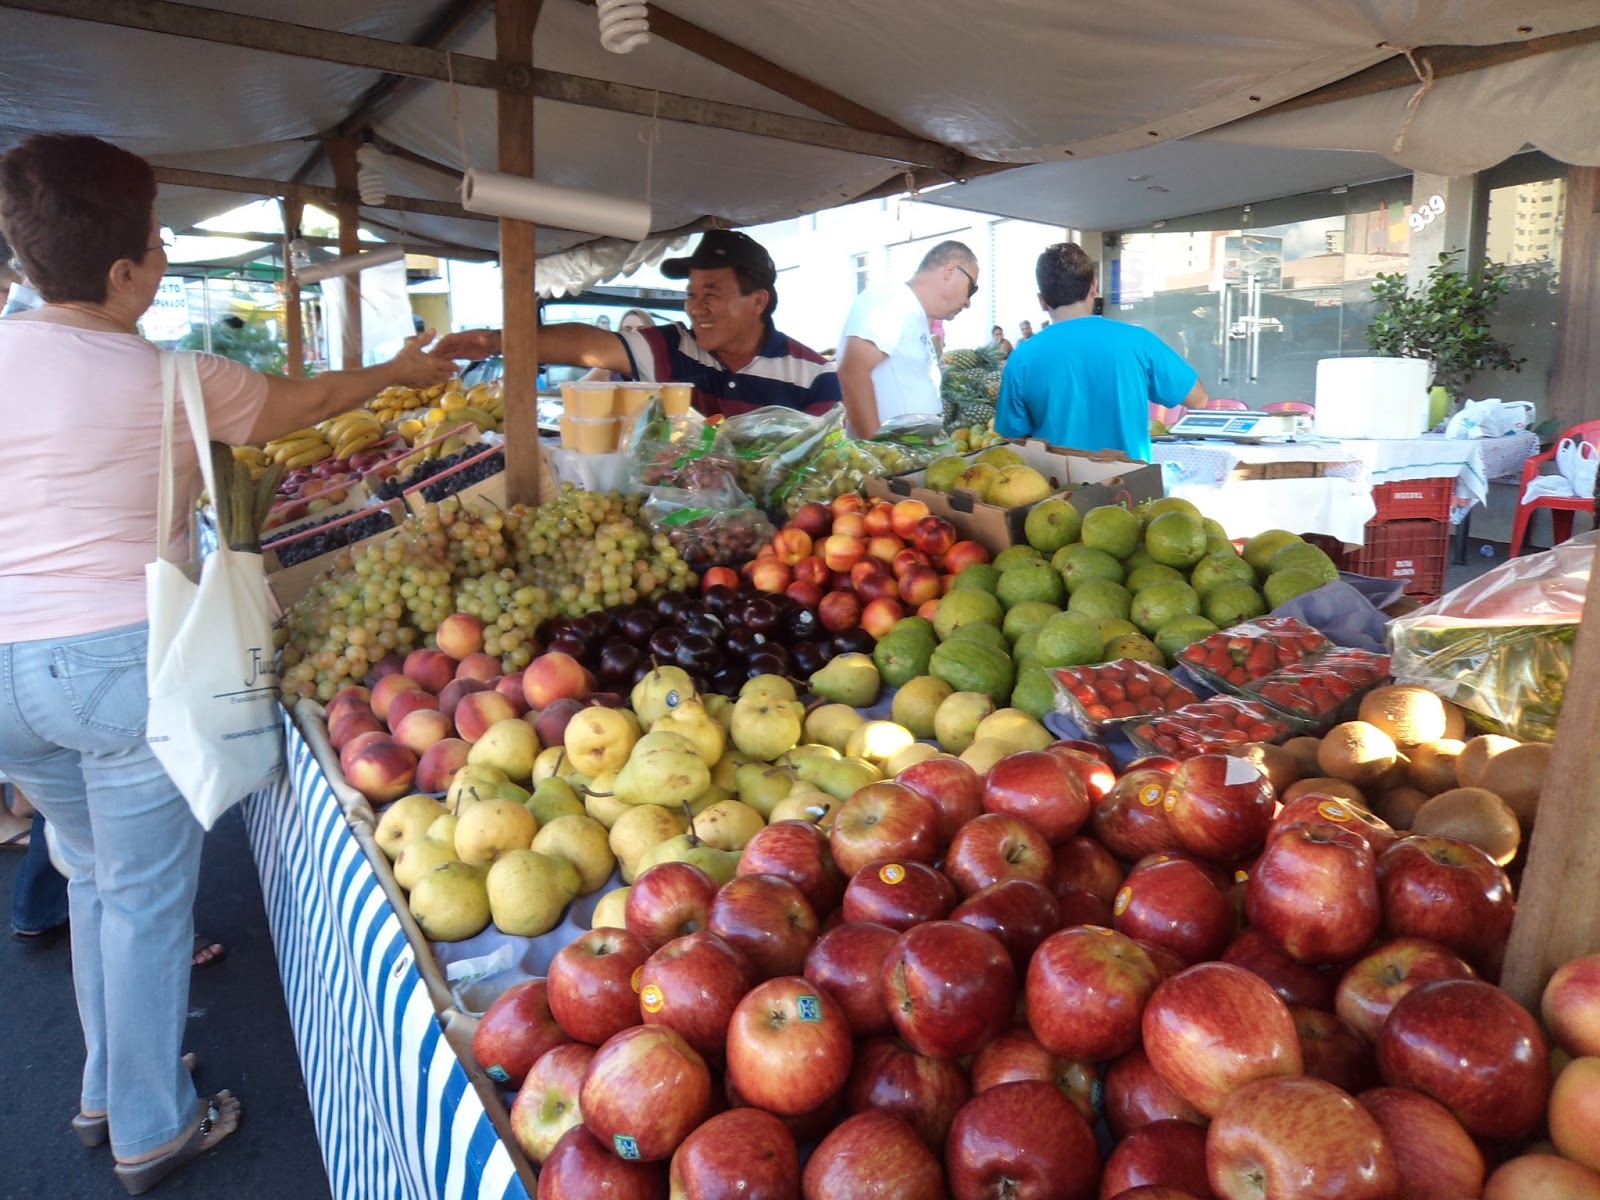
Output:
top-left (244, 713), bottom-right (532, 1200)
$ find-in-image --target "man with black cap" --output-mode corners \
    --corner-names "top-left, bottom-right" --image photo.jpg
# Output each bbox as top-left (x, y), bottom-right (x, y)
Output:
top-left (432, 230), bottom-right (840, 419)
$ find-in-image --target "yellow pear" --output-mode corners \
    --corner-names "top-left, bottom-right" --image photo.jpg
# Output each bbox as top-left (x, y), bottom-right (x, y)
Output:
top-left (614, 733), bottom-right (711, 809)
top-left (608, 804), bottom-right (689, 883)
top-left (466, 718), bottom-right (541, 784)
top-left (631, 664), bottom-right (697, 727)
top-left (734, 762), bottom-right (795, 820)
top-left (960, 737), bottom-right (1016, 776)
top-left (393, 836), bottom-right (459, 892)
top-left (635, 831), bottom-right (742, 885)
top-left (974, 709), bottom-right (1054, 753)
top-left (485, 850), bottom-right (581, 937)
top-left (690, 799), bottom-right (766, 852)
top-left (532, 745), bottom-right (569, 784)
top-left (453, 796), bottom-right (537, 867)
top-left (740, 673), bottom-right (797, 703)
top-left (845, 720), bottom-right (918, 769)
top-left (651, 697), bottom-right (727, 765)
top-left (583, 772), bottom-right (631, 829)
top-left (564, 706), bottom-right (639, 777)
top-left (531, 814), bottom-right (616, 895)
top-left (793, 754), bottom-right (882, 801)
top-left (591, 886), bottom-right (630, 930)
top-left (374, 794), bottom-right (446, 860)
top-left (731, 693), bottom-right (803, 762)
top-left (768, 783), bottom-right (842, 828)
top-left (712, 749), bottom-right (752, 791)
top-left (445, 764), bottom-right (511, 816)
top-left (425, 813), bottom-right (458, 845)
top-left (408, 861), bottom-right (491, 942)
top-left (935, 691), bottom-right (998, 754)
top-left (785, 743), bottom-right (841, 766)
top-left (804, 704), bottom-right (867, 754)
top-left (705, 693), bottom-right (736, 732)
top-left (886, 743), bottom-right (943, 776)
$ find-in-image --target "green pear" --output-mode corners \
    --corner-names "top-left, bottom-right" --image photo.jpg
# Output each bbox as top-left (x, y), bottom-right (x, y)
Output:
top-left (804, 704), bottom-right (867, 754)
top-left (690, 799), bottom-right (766, 852)
top-left (735, 762), bottom-right (795, 820)
top-left (731, 693), bottom-right (803, 762)
top-left (635, 828), bottom-right (742, 885)
top-left (375, 793), bottom-right (446, 861)
top-left (784, 743), bottom-right (841, 766)
top-left (527, 777), bottom-right (585, 826)
top-left (631, 664), bottom-right (697, 727)
top-left (934, 691), bottom-right (998, 754)
top-left (974, 708), bottom-right (1053, 752)
top-left (445, 764), bottom-right (511, 816)
top-left (793, 754), bottom-right (882, 801)
top-left (650, 697), bottom-right (727, 765)
top-left (892, 676), bottom-right (955, 741)
top-left (608, 803), bottom-right (689, 883)
top-left (393, 835), bottom-right (459, 892)
top-left (809, 653), bottom-right (882, 709)
top-left (614, 734), bottom-right (711, 809)
top-left (688, 783), bottom-right (731, 816)
top-left (591, 886), bottom-right (630, 930)
top-left (485, 850), bottom-right (581, 937)
top-left (741, 673), bottom-right (797, 703)
top-left (530, 814), bottom-right (615, 895)
top-left (454, 796), bottom-right (537, 868)
top-left (408, 861), bottom-right (490, 941)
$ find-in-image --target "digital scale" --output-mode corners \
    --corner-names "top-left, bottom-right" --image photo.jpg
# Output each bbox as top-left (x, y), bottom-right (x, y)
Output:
top-left (1164, 410), bottom-right (1301, 443)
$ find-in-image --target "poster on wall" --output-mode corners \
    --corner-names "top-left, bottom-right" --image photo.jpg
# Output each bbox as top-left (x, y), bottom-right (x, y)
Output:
top-left (140, 278), bottom-right (192, 344)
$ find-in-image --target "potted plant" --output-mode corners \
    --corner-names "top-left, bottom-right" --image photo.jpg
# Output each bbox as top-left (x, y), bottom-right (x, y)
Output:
top-left (1365, 250), bottom-right (1525, 423)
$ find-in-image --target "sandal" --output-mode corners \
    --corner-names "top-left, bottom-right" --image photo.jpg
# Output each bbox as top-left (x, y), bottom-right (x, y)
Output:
top-left (73, 1055), bottom-right (199, 1148)
top-left (112, 1090), bottom-right (239, 1196)
top-left (191, 934), bottom-right (226, 970)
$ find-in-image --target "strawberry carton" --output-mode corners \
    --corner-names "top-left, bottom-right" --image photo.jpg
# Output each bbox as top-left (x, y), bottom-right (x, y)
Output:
top-left (1052, 659), bottom-right (1201, 735)
top-left (1247, 648), bottom-right (1392, 729)
top-left (1128, 695), bottom-right (1304, 760)
top-left (1175, 616), bottom-right (1333, 693)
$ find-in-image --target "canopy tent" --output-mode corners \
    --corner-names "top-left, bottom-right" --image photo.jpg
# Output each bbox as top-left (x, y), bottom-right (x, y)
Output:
top-left (5, 0), bottom-right (1599, 290)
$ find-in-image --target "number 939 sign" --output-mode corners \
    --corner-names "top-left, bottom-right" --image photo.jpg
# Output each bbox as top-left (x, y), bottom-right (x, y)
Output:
top-left (1408, 194), bottom-right (1446, 233)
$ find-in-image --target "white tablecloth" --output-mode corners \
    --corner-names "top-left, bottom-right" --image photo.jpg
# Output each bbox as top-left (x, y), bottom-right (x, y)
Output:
top-left (1338, 431), bottom-right (1539, 511)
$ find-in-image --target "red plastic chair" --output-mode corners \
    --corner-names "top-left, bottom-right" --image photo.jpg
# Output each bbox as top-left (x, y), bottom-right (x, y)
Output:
top-left (1263, 401), bottom-right (1315, 416)
top-left (1509, 420), bottom-right (1600, 557)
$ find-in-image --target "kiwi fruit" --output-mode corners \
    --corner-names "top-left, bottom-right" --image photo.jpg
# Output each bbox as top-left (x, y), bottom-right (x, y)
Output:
top-left (1440, 700), bottom-right (1467, 741)
top-left (1227, 742), bottom-right (1302, 795)
top-left (1318, 721), bottom-right (1400, 788)
top-left (1455, 734), bottom-right (1521, 790)
top-left (1280, 736), bottom-right (1324, 780)
top-left (1369, 785), bottom-right (1432, 831)
top-left (1411, 786), bottom-right (1522, 866)
top-left (1406, 739), bottom-right (1466, 796)
top-left (1358, 685), bottom-right (1449, 747)
top-left (1479, 742), bottom-right (1553, 830)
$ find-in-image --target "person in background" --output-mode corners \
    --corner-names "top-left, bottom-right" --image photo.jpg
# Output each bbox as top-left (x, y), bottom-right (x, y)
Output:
top-left (1017, 319), bottom-right (1034, 341)
top-left (995, 241), bottom-right (1206, 462)
top-left (432, 230), bottom-right (840, 419)
top-left (595, 314), bottom-right (612, 331)
top-left (836, 240), bottom-right (978, 438)
top-left (0, 132), bottom-right (456, 1195)
top-left (4, 783), bottom-right (68, 945)
top-left (988, 324), bottom-right (1013, 357)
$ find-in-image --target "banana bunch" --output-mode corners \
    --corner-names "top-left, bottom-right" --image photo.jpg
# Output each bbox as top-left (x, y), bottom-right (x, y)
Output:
top-left (257, 427), bottom-right (336, 470)
top-left (318, 408), bottom-right (387, 461)
top-left (367, 378), bottom-right (459, 423)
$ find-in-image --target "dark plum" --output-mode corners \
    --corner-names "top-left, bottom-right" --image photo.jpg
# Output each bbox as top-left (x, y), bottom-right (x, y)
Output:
top-left (831, 628), bottom-right (876, 656)
top-left (708, 666), bottom-right (745, 696)
top-left (675, 634), bottom-right (723, 676)
top-left (702, 585), bottom-right (742, 619)
top-left (784, 606), bottom-right (821, 643)
top-left (747, 645), bottom-right (790, 678)
top-left (725, 626), bottom-right (767, 660)
top-left (648, 627), bottom-right (685, 661)
top-left (618, 608), bottom-right (659, 643)
top-left (682, 610), bottom-right (725, 641)
top-left (598, 641), bottom-right (643, 684)
top-left (788, 640), bottom-right (829, 680)
top-left (740, 597), bottom-right (782, 636)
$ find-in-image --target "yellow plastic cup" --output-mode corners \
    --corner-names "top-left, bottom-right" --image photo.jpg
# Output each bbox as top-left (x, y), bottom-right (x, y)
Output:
top-left (660, 382), bottom-right (693, 416)
top-left (616, 384), bottom-right (657, 418)
top-left (564, 381), bottom-right (617, 419)
top-left (561, 416), bottom-right (620, 454)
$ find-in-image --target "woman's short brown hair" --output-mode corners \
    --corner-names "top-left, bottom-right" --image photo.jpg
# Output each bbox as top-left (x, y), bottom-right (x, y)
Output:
top-left (0, 134), bottom-right (157, 304)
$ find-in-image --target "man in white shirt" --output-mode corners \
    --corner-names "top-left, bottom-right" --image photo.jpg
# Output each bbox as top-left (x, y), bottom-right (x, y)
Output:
top-left (837, 240), bottom-right (977, 437)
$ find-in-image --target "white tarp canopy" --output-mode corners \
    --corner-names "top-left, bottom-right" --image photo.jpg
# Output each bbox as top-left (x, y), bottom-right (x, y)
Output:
top-left (4, 0), bottom-right (1599, 284)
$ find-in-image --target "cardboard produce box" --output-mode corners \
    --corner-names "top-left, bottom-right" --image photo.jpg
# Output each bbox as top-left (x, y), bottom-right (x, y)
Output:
top-left (263, 499), bottom-right (408, 610)
top-left (866, 438), bottom-right (1163, 555)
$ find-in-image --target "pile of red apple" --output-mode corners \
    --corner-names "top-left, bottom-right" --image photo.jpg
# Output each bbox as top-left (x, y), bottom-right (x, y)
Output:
top-left (472, 739), bottom-right (1594, 1200)
top-left (706, 493), bottom-right (990, 641)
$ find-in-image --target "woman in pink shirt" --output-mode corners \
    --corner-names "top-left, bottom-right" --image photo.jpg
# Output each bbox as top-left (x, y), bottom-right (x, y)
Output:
top-left (0, 134), bottom-right (455, 1195)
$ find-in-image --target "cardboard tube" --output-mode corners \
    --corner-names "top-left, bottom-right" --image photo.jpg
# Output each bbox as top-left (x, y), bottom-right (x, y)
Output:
top-left (294, 243), bottom-right (405, 284)
top-left (461, 170), bottom-right (651, 242)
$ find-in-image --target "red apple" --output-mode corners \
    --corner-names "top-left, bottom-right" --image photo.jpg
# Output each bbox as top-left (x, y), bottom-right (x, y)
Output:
top-left (860, 596), bottom-right (906, 639)
top-left (1483, 1154), bottom-right (1600, 1200)
top-left (803, 1110), bottom-right (945, 1200)
top-left (969, 1028), bottom-right (1100, 1125)
top-left (944, 539), bottom-right (989, 574)
top-left (1246, 821), bottom-right (1380, 966)
top-left (437, 676), bottom-right (489, 721)
top-left (725, 976), bottom-right (853, 1116)
top-left (509, 1042), bottom-right (596, 1165)
top-left (1292, 1006), bottom-right (1377, 1095)
top-left (415, 737), bottom-right (471, 794)
top-left (737, 819), bottom-right (845, 918)
top-left (1375, 977), bottom-right (1549, 1140)
top-left (1099, 1119), bottom-right (1212, 1200)
top-left (1043, 744), bottom-right (1117, 804)
top-left (1543, 954), bottom-right (1600, 1058)
top-left (1333, 937), bottom-right (1476, 1043)
top-left (943, 812), bottom-right (1052, 898)
top-left (522, 651), bottom-right (591, 710)
top-left (1051, 835), bottom-right (1126, 905)
top-left (636, 930), bottom-right (756, 1061)
top-left (1221, 928), bottom-right (1339, 1012)
top-left (882, 921), bottom-right (1015, 1060)
top-left (403, 648), bottom-right (458, 694)
top-left (1091, 768), bottom-right (1183, 862)
top-left (945, 1080), bottom-right (1101, 1200)
top-left (708, 874), bottom-right (819, 980)
top-left (1357, 1086), bottom-right (1485, 1200)
top-left (841, 859), bottom-right (958, 931)
top-left (829, 782), bottom-right (941, 877)
top-left (1269, 793), bottom-right (1398, 858)
top-left (537, 1124), bottom-right (667, 1199)
top-left (667, 1106), bottom-right (798, 1200)
top-left (1055, 884), bottom-right (1116, 929)
top-left (1161, 753), bottom-right (1273, 863)
top-left (1377, 835), bottom-right (1515, 971)
top-left (1206, 1076), bottom-right (1398, 1200)
top-left (1103, 1047), bottom-right (1207, 1138)
top-left (580, 1025), bottom-right (711, 1163)
top-left (912, 516), bottom-right (957, 559)
top-left (895, 756), bottom-right (985, 848)
top-left (803, 920), bottom-right (899, 1038)
top-left (1141, 962), bottom-right (1302, 1116)
top-left (982, 750), bottom-right (1091, 846)
top-left (1027, 925), bottom-right (1162, 1062)
top-left (546, 927), bottom-right (651, 1047)
top-left (817, 590), bottom-right (862, 633)
top-left (1112, 856), bottom-right (1233, 967)
top-left (952, 878), bottom-right (1062, 973)
top-left (625, 861), bottom-right (720, 952)
top-left (843, 1036), bottom-right (971, 1149)
top-left (472, 979), bottom-right (570, 1089)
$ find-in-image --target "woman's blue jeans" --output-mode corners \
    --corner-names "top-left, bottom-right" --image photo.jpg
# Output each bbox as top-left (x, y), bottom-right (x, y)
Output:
top-left (0, 622), bottom-right (203, 1157)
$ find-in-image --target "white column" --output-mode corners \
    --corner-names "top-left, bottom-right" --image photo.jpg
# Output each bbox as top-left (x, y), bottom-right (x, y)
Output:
top-left (1406, 173), bottom-right (1482, 288)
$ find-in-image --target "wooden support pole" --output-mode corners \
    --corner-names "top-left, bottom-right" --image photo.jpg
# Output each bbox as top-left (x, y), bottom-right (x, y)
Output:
top-left (326, 138), bottom-right (364, 370)
top-left (280, 195), bottom-right (305, 378)
top-left (498, 0), bottom-right (542, 508)
top-left (1547, 167), bottom-right (1600, 430)
top-left (1500, 531), bottom-right (1600, 1009)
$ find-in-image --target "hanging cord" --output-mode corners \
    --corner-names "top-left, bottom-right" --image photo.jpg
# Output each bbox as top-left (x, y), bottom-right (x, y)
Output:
top-left (638, 89), bottom-right (662, 211)
top-left (1391, 48), bottom-right (1436, 155)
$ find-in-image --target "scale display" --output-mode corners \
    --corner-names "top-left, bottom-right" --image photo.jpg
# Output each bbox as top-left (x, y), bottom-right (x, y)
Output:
top-left (1165, 411), bottom-right (1299, 442)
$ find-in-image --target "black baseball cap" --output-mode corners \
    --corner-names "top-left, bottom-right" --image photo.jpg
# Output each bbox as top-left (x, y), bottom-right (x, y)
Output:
top-left (661, 230), bottom-right (776, 288)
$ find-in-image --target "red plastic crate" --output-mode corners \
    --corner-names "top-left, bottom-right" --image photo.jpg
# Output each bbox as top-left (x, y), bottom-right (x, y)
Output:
top-left (1343, 519), bottom-right (1448, 599)
top-left (1370, 479), bottom-right (1453, 523)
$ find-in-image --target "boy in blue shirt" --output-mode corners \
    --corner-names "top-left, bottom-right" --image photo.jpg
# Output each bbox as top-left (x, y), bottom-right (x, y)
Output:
top-left (995, 242), bottom-right (1206, 460)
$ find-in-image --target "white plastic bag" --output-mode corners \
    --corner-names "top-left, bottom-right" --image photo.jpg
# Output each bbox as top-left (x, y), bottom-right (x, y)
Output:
top-left (1560, 437), bottom-right (1599, 499)
top-left (145, 353), bottom-right (283, 829)
top-left (1444, 397), bottom-right (1495, 439)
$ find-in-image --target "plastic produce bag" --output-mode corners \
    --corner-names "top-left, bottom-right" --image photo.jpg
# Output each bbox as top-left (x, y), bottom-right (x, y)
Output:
top-left (624, 397), bottom-right (738, 492)
top-left (720, 406), bottom-right (819, 497)
top-left (867, 414), bottom-right (956, 476)
top-left (1389, 532), bottom-right (1593, 742)
top-left (642, 479), bottom-right (775, 570)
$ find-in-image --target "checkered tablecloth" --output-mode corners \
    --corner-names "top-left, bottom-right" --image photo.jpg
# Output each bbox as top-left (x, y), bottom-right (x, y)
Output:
top-left (1152, 441), bottom-right (1370, 489)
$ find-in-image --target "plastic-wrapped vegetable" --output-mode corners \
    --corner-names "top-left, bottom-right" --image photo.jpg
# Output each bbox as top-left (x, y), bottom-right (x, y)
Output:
top-left (866, 414), bottom-right (956, 476)
top-left (642, 479), bottom-right (775, 570)
top-left (624, 397), bottom-right (738, 492)
top-left (1389, 532), bottom-right (1592, 742)
top-left (720, 406), bottom-right (819, 497)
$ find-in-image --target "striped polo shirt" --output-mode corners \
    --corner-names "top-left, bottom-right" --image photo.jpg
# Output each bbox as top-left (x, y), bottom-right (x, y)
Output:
top-left (619, 322), bottom-right (842, 419)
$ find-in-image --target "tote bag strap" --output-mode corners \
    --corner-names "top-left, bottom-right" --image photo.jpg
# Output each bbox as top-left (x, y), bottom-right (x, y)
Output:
top-left (155, 351), bottom-right (219, 565)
